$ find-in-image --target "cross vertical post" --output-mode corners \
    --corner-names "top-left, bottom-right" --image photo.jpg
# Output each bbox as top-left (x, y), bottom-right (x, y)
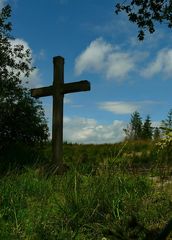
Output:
top-left (52, 56), bottom-right (64, 171)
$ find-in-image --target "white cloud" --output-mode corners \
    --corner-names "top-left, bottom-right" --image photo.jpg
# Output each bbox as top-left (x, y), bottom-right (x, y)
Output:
top-left (142, 48), bottom-right (172, 78)
top-left (36, 49), bottom-right (46, 60)
top-left (64, 116), bottom-right (126, 144)
top-left (0, 0), bottom-right (7, 9)
top-left (99, 101), bottom-right (139, 115)
top-left (75, 38), bottom-right (112, 75)
top-left (10, 38), bottom-right (30, 50)
top-left (152, 121), bottom-right (161, 128)
top-left (106, 53), bottom-right (134, 79)
top-left (64, 97), bottom-right (72, 104)
top-left (75, 38), bottom-right (135, 80)
top-left (99, 100), bottom-right (162, 115)
top-left (28, 68), bottom-right (43, 88)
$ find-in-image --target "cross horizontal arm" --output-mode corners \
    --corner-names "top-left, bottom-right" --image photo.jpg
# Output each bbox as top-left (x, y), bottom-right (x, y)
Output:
top-left (31, 86), bottom-right (53, 98)
top-left (62, 80), bottom-right (90, 94)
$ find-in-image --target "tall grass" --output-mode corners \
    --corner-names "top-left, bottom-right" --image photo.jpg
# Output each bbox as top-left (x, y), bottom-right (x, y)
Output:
top-left (0, 141), bottom-right (172, 239)
top-left (0, 166), bottom-right (171, 239)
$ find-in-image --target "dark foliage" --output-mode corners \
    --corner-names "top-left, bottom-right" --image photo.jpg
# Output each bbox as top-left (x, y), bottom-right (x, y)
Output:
top-left (115, 0), bottom-right (172, 40)
top-left (153, 127), bottom-right (161, 140)
top-left (124, 111), bottom-right (143, 140)
top-left (161, 109), bottom-right (172, 134)
top-left (0, 5), bottom-right (48, 151)
top-left (142, 115), bottom-right (153, 140)
top-left (124, 111), bottom-right (162, 141)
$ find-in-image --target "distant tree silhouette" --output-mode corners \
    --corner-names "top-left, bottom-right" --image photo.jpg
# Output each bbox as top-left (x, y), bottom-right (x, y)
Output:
top-left (124, 111), bottom-right (142, 140)
top-left (153, 127), bottom-right (161, 140)
top-left (142, 115), bottom-right (153, 140)
top-left (161, 109), bottom-right (172, 134)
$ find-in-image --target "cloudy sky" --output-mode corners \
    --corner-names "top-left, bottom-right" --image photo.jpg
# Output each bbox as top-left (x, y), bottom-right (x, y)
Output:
top-left (2, 0), bottom-right (172, 143)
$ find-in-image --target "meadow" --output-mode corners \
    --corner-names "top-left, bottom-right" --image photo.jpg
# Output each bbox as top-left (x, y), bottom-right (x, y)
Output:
top-left (0, 140), bottom-right (172, 239)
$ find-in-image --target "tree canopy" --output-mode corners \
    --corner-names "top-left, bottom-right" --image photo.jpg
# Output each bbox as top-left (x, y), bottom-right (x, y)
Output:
top-left (115, 0), bottom-right (172, 40)
top-left (0, 5), bottom-right (48, 150)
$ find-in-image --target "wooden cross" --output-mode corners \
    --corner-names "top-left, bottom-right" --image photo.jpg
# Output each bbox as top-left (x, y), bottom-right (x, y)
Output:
top-left (31, 56), bottom-right (90, 174)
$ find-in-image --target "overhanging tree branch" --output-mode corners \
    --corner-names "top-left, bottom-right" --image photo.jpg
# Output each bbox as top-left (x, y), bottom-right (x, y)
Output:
top-left (115, 0), bottom-right (172, 40)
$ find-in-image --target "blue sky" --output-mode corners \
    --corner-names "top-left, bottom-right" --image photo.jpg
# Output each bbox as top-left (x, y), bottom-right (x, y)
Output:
top-left (2, 0), bottom-right (172, 143)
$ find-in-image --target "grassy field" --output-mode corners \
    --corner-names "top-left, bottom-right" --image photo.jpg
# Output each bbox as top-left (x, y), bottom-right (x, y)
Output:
top-left (0, 141), bottom-right (172, 239)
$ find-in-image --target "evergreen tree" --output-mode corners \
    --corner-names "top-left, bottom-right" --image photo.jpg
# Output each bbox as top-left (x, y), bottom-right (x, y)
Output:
top-left (142, 115), bottom-right (153, 140)
top-left (161, 109), bottom-right (172, 133)
top-left (0, 5), bottom-right (48, 150)
top-left (124, 111), bottom-right (142, 140)
top-left (153, 127), bottom-right (161, 140)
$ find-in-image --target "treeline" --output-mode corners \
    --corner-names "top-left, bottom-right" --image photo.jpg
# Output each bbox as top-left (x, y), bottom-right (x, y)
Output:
top-left (124, 110), bottom-right (172, 141)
